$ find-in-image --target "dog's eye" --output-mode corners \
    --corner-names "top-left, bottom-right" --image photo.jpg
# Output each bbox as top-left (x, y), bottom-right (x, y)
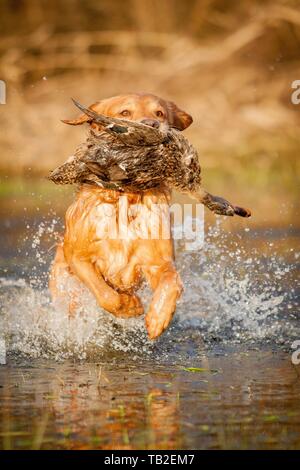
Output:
top-left (156, 110), bottom-right (164, 118)
top-left (120, 110), bottom-right (131, 117)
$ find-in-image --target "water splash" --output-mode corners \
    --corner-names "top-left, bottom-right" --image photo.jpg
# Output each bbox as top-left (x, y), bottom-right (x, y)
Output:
top-left (176, 224), bottom-right (298, 346)
top-left (0, 217), bottom-right (299, 361)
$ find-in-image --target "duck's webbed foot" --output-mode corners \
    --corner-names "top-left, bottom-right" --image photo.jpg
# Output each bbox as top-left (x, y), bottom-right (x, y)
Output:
top-left (195, 190), bottom-right (251, 218)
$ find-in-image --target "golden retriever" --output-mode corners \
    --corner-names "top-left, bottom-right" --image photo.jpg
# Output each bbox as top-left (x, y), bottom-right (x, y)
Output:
top-left (49, 93), bottom-right (194, 339)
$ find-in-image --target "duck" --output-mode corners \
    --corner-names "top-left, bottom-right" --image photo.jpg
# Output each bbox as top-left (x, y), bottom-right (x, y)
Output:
top-left (48, 100), bottom-right (251, 218)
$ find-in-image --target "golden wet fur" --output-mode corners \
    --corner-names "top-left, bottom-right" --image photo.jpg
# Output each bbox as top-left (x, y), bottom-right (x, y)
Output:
top-left (50, 93), bottom-right (193, 339)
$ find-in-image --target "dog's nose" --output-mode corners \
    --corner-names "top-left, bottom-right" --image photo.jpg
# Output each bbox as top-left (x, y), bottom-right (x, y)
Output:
top-left (140, 119), bottom-right (160, 129)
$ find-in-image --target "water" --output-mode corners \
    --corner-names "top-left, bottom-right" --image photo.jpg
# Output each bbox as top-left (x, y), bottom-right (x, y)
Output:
top-left (1, 214), bottom-right (299, 361)
top-left (0, 208), bottom-right (299, 449)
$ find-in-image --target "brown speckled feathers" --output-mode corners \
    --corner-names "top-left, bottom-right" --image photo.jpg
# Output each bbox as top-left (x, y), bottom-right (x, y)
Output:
top-left (48, 100), bottom-right (251, 218)
top-left (48, 100), bottom-right (201, 194)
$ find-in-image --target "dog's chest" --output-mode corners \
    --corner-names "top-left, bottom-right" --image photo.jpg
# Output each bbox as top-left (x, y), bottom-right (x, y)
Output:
top-left (88, 195), bottom-right (172, 291)
top-left (90, 195), bottom-right (171, 241)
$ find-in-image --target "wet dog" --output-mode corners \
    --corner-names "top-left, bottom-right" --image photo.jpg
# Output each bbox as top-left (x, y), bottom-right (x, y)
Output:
top-left (49, 93), bottom-right (193, 339)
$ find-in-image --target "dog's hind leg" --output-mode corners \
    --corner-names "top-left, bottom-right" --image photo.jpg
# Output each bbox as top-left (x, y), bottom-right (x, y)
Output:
top-left (68, 255), bottom-right (144, 318)
top-left (143, 264), bottom-right (183, 339)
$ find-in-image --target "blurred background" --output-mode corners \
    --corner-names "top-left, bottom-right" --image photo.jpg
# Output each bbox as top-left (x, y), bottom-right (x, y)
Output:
top-left (0, 0), bottom-right (299, 227)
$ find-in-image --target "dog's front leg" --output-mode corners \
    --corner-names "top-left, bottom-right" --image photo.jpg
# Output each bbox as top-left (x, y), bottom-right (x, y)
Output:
top-left (68, 256), bottom-right (143, 318)
top-left (143, 264), bottom-right (183, 339)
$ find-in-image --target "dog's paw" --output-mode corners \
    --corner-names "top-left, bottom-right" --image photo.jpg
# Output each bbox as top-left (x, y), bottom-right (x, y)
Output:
top-left (145, 308), bottom-right (174, 340)
top-left (116, 293), bottom-right (144, 318)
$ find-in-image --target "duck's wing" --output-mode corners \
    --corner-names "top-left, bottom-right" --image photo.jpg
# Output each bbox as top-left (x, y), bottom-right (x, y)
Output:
top-left (48, 133), bottom-right (129, 188)
top-left (48, 156), bottom-right (126, 190)
top-left (72, 99), bottom-right (167, 146)
top-left (48, 155), bottom-right (88, 185)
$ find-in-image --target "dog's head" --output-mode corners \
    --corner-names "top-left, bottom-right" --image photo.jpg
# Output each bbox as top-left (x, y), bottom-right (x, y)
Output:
top-left (62, 93), bottom-right (193, 131)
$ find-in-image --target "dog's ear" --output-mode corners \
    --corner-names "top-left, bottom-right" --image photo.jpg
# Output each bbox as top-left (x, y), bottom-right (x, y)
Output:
top-left (61, 101), bottom-right (103, 126)
top-left (166, 100), bottom-right (193, 131)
